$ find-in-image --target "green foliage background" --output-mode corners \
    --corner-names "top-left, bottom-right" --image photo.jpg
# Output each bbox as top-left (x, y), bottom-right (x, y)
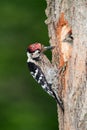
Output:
top-left (0, 0), bottom-right (58, 130)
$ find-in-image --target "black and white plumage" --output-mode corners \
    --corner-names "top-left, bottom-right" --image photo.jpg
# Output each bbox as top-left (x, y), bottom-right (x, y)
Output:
top-left (27, 43), bottom-right (64, 111)
top-left (28, 62), bottom-right (54, 97)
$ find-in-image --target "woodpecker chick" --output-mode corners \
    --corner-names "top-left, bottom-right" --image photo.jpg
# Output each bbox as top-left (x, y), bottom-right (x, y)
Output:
top-left (27, 42), bottom-right (64, 112)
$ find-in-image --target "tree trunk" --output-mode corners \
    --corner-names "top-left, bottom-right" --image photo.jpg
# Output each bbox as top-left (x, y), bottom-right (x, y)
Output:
top-left (45, 0), bottom-right (87, 130)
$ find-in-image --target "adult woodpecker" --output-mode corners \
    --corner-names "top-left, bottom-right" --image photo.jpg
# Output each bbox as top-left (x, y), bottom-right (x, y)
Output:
top-left (27, 43), bottom-right (64, 111)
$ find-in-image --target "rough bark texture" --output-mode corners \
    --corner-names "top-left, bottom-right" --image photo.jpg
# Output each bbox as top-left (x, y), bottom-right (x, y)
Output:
top-left (45, 0), bottom-right (87, 130)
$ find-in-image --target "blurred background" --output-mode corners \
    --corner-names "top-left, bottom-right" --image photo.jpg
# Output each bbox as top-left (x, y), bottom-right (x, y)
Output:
top-left (0, 0), bottom-right (58, 130)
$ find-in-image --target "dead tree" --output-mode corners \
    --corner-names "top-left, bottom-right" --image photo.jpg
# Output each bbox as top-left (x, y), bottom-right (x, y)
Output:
top-left (45, 0), bottom-right (87, 130)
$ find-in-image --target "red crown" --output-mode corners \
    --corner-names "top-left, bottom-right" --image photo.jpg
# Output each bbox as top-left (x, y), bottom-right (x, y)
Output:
top-left (27, 43), bottom-right (41, 53)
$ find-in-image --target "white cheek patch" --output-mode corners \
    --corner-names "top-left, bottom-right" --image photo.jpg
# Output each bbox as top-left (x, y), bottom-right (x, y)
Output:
top-left (27, 50), bottom-right (41, 62)
top-left (32, 50), bottom-right (40, 58)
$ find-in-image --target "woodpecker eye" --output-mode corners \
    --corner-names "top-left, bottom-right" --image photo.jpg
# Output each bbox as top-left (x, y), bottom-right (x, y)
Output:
top-left (37, 50), bottom-right (40, 53)
top-left (32, 49), bottom-right (41, 54)
top-left (31, 50), bottom-right (41, 59)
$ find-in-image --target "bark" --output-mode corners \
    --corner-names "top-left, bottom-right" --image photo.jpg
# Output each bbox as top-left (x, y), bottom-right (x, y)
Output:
top-left (45, 0), bottom-right (87, 130)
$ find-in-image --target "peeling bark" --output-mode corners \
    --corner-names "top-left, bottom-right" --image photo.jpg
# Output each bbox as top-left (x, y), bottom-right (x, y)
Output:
top-left (45, 0), bottom-right (87, 130)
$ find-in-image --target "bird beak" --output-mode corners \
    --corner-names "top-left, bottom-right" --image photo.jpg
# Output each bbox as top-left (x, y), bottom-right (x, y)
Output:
top-left (42, 45), bottom-right (55, 52)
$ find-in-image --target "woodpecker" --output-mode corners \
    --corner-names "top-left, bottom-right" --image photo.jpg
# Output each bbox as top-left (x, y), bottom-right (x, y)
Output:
top-left (27, 43), bottom-right (64, 112)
